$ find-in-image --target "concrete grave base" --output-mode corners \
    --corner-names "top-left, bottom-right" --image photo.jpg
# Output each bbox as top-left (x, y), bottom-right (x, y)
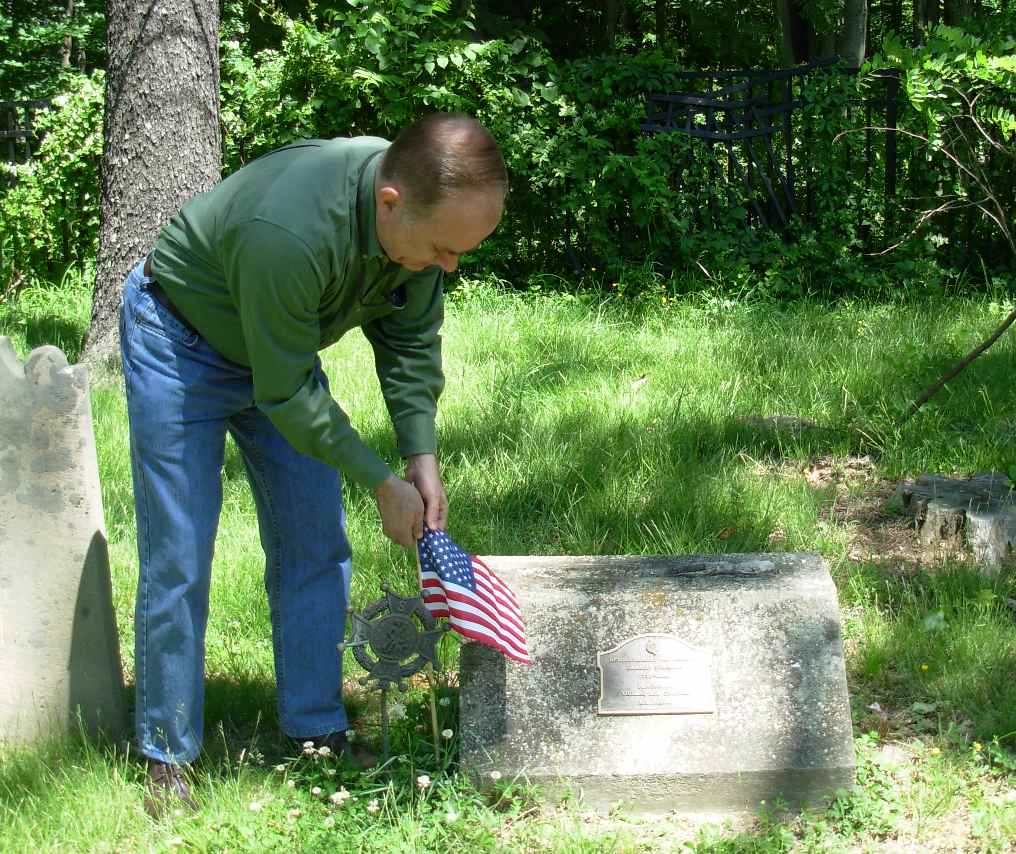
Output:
top-left (460, 554), bottom-right (854, 815)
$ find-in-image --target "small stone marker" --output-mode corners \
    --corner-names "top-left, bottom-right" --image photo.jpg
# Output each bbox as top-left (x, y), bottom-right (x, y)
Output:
top-left (897, 474), bottom-right (1015, 571)
top-left (0, 338), bottom-right (126, 744)
top-left (460, 553), bottom-right (854, 814)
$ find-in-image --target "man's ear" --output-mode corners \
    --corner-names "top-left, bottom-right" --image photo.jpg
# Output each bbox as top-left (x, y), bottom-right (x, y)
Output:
top-left (377, 184), bottom-right (402, 214)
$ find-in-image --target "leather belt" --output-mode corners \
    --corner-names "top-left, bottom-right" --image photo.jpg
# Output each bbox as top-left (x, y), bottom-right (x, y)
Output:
top-left (143, 255), bottom-right (198, 335)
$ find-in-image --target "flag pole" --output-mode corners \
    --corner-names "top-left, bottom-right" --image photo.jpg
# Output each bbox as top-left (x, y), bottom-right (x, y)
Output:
top-left (417, 540), bottom-right (442, 767)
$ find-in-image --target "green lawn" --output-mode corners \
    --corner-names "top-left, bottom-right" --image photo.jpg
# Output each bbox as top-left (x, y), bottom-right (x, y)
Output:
top-left (2, 277), bottom-right (1016, 852)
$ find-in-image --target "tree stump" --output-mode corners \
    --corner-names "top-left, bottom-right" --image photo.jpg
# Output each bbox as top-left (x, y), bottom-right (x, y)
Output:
top-left (897, 474), bottom-right (1016, 573)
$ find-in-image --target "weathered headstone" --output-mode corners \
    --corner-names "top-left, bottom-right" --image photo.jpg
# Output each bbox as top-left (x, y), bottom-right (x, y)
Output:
top-left (897, 474), bottom-right (1015, 571)
top-left (460, 553), bottom-right (854, 815)
top-left (0, 338), bottom-right (126, 743)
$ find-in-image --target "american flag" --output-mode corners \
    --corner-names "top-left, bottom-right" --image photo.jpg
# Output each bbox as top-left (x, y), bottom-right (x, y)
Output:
top-left (418, 528), bottom-right (531, 664)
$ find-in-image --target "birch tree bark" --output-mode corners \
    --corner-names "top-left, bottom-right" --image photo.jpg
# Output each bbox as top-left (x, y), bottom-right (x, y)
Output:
top-left (83, 0), bottom-right (220, 363)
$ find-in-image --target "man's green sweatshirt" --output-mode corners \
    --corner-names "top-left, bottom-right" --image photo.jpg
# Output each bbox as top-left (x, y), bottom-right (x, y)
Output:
top-left (149, 136), bottom-right (444, 489)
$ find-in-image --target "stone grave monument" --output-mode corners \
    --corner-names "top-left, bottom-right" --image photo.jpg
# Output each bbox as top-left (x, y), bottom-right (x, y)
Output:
top-left (0, 337), bottom-right (126, 743)
top-left (460, 553), bottom-right (854, 814)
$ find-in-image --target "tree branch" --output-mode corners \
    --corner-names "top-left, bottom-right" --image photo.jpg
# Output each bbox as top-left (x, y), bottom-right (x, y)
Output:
top-left (835, 116), bottom-right (1015, 425)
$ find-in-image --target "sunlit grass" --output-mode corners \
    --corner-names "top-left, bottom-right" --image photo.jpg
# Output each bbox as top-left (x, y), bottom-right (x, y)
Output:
top-left (2, 277), bottom-right (1016, 851)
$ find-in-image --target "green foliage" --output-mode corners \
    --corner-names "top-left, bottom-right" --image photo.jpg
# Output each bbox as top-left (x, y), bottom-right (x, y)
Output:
top-left (0, 72), bottom-right (103, 290)
top-left (0, 0), bottom-right (104, 100)
top-left (220, 0), bottom-right (555, 165)
top-left (216, 4), bottom-right (1015, 295)
top-left (865, 25), bottom-right (1016, 271)
top-left (6, 3), bottom-right (1015, 300)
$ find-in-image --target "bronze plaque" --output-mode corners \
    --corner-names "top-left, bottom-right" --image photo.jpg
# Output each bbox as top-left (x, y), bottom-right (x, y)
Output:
top-left (597, 633), bottom-right (715, 715)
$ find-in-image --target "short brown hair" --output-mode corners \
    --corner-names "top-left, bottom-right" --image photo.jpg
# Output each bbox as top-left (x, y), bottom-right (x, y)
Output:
top-left (379, 113), bottom-right (507, 212)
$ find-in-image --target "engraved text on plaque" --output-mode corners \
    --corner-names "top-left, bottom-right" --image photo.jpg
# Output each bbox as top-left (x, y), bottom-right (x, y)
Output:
top-left (597, 633), bottom-right (715, 715)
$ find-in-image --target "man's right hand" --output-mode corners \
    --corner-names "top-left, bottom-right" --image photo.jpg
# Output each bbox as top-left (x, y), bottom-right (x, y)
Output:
top-left (373, 475), bottom-right (425, 548)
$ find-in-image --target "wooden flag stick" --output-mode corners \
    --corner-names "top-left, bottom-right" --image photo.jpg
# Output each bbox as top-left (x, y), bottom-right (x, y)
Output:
top-left (417, 543), bottom-right (442, 766)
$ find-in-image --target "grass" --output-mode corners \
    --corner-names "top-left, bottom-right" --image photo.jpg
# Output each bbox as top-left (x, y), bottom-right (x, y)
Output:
top-left (2, 274), bottom-right (1016, 851)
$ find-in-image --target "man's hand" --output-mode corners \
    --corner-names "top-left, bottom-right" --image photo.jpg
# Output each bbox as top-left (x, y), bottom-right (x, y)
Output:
top-left (404, 453), bottom-right (448, 531)
top-left (373, 476), bottom-right (425, 547)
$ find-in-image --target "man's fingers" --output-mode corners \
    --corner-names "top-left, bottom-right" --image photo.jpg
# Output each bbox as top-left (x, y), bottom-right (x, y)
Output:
top-left (374, 475), bottom-right (426, 548)
top-left (423, 490), bottom-right (448, 531)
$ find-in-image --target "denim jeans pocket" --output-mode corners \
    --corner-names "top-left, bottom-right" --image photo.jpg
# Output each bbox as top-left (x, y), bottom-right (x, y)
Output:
top-left (133, 285), bottom-right (200, 348)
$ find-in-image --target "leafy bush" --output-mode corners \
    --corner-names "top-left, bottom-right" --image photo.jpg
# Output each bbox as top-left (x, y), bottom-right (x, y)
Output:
top-left (5, 4), bottom-right (1013, 299)
top-left (866, 25), bottom-right (1016, 272)
top-left (0, 71), bottom-right (103, 290)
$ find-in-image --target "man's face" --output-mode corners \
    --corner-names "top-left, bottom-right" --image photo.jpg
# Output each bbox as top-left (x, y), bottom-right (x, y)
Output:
top-left (375, 185), bottom-right (504, 274)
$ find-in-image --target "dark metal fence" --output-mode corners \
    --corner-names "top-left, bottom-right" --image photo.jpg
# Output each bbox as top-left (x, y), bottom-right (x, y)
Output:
top-left (1, 100), bottom-right (51, 165)
top-left (641, 59), bottom-right (901, 245)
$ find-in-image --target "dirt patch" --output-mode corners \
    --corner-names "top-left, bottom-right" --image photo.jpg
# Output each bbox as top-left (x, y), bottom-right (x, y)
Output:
top-left (744, 453), bottom-right (929, 568)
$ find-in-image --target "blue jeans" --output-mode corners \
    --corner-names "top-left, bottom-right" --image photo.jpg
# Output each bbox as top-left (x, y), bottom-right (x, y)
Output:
top-left (120, 259), bottom-right (352, 764)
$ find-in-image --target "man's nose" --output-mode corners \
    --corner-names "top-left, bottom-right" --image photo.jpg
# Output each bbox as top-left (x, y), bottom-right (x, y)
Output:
top-left (437, 253), bottom-right (459, 273)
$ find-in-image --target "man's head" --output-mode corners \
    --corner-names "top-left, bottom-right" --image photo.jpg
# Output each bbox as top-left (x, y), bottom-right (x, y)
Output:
top-left (374, 113), bottom-right (507, 273)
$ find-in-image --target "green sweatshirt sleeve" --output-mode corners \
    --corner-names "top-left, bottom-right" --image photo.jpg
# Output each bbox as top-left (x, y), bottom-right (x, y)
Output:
top-left (222, 219), bottom-right (392, 488)
top-left (362, 268), bottom-right (445, 458)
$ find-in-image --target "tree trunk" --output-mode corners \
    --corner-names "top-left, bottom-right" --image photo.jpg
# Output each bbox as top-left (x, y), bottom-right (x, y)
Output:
top-left (838, 0), bottom-right (868, 67)
top-left (84, 0), bottom-right (221, 364)
top-left (605, 0), bottom-right (619, 49)
top-left (881, 0), bottom-right (902, 33)
top-left (655, 0), bottom-right (667, 46)
top-left (810, 28), bottom-right (836, 60)
top-left (62, 0), bottom-right (74, 68)
top-left (914, 0), bottom-right (926, 38)
top-left (776, 0), bottom-right (810, 64)
top-left (944, 0), bottom-right (974, 25)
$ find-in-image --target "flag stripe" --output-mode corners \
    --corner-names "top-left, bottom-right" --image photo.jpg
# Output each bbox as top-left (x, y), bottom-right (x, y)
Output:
top-left (421, 574), bottom-right (526, 639)
top-left (473, 571), bottom-right (524, 619)
top-left (421, 582), bottom-right (528, 649)
top-left (420, 592), bottom-right (530, 661)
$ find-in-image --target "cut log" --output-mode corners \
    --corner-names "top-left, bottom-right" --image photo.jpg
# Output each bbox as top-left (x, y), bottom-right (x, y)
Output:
top-left (897, 473), bottom-right (1016, 574)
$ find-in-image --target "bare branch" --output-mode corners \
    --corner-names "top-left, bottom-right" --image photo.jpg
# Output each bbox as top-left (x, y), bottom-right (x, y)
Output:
top-left (834, 105), bottom-right (1015, 424)
top-left (900, 305), bottom-right (1016, 425)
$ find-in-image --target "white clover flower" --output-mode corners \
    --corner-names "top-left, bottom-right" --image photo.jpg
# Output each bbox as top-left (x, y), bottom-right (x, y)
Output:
top-left (445, 811), bottom-right (459, 824)
top-left (274, 763), bottom-right (287, 772)
top-left (286, 779), bottom-right (296, 789)
top-left (329, 787), bottom-right (351, 805)
top-left (311, 786), bottom-right (323, 797)
top-left (287, 808), bottom-right (301, 820)
top-left (324, 768), bottom-right (337, 777)
top-left (323, 816), bottom-right (336, 828)
top-left (416, 773), bottom-right (431, 790)
top-left (442, 728), bottom-right (454, 740)
top-left (345, 729), bottom-right (356, 742)
top-left (438, 696), bottom-right (451, 707)
top-left (389, 702), bottom-right (407, 720)
top-left (318, 745), bottom-right (332, 757)
top-left (248, 800), bottom-right (263, 812)
top-left (489, 770), bottom-right (502, 781)
top-left (366, 798), bottom-right (380, 814)
top-left (167, 838), bottom-right (184, 849)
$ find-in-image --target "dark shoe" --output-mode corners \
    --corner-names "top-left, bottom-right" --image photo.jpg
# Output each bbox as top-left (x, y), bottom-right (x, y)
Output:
top-left (144, 759), bottom-right (198, 818)
top-left (294, 731), bottom-right (377, 770)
